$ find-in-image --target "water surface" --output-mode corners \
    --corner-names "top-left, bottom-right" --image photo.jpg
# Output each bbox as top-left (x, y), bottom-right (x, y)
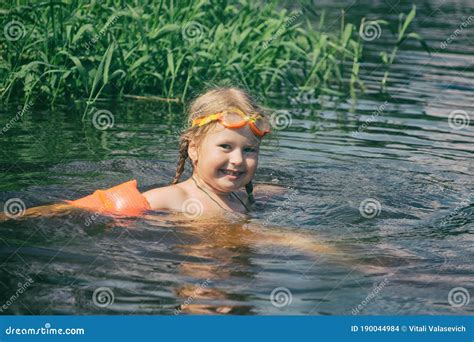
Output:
top-left (0, 0), bottom-right (473, 315)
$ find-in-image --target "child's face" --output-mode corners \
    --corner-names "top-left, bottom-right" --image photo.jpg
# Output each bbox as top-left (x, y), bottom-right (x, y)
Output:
top-left (189, 124), bottom-right (261, 193)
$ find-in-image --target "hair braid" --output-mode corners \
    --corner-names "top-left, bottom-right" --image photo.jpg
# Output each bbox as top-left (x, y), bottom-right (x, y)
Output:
top-left (171, 138), bottom-right (190, 184)
top-left (245, 181), bottom-right (255, 205)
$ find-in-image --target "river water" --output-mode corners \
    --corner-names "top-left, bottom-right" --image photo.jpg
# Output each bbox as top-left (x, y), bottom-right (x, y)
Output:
top-left (0, 0), bottom-right (472, 315)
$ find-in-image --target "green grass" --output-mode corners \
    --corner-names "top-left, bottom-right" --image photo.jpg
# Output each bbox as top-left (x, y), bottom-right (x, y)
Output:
top-left (0, 0), bottom-right (423, 108)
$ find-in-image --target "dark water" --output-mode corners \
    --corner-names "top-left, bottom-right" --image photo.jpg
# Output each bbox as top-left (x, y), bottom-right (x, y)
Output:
top-left (0, 0), bottom-right (473, 315)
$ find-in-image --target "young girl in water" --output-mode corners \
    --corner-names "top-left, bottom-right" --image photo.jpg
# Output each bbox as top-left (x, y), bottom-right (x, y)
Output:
top-left (2, 87), bottom-right (271, 219)
top-left (1, 87), bottom-right (338, 256)
top-left (142, 87), bottom-right (270, 215)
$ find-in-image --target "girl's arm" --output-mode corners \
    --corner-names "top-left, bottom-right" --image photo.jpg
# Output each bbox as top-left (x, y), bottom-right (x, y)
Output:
top-left (0, 203), bottom-right (73, 221)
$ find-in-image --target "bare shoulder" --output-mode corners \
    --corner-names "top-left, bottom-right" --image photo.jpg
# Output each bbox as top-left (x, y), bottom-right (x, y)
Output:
top-left (142, 184), bottom-right (187, 211)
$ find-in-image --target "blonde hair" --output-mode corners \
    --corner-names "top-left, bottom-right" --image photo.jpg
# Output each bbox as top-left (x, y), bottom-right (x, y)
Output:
top-left (171, 87), bottom-right (267, 204)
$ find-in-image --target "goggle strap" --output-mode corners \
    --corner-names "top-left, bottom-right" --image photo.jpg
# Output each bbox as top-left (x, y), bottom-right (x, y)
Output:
top-left (193, 113), bottom-right (222, 127)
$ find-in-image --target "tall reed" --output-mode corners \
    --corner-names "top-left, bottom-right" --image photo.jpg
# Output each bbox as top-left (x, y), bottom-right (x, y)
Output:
top-left (0, 1), bottom-right (423, 108)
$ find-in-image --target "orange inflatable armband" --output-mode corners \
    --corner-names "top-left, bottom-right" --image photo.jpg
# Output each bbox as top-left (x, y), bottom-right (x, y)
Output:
top-left (65, 180), bottom-right (151, 216)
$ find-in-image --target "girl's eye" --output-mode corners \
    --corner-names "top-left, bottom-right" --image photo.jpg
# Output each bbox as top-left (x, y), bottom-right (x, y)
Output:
top-left (219, 144), bottom-right (231, 150)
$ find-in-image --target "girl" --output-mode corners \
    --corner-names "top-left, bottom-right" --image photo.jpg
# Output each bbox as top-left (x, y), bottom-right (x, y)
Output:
top-left (1, 87), bottom-right (273, 219)
top-left (142, 87), bottom-right (271, 216)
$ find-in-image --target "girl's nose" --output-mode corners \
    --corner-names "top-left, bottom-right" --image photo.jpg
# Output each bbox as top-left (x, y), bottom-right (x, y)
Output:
top-left (230, 149), bottom-right (243, 165)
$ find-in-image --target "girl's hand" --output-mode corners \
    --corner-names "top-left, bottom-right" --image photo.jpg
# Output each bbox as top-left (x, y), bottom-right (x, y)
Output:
top-left (0, 203), bottom-right (73, 221)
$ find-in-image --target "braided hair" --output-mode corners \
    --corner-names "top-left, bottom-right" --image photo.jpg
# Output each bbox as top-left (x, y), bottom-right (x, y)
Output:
top-left (170, 87), bottom-right (267, 205)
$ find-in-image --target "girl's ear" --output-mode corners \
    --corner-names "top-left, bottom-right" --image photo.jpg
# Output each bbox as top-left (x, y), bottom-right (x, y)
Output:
top-left (188, 140), bottom-right (198, 166)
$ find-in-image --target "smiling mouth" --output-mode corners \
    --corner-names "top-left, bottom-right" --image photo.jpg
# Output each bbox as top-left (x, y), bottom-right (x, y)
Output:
top-left (220, 169), bottom-right (245, 177)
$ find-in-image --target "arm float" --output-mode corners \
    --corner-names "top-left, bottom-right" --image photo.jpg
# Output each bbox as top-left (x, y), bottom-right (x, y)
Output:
top-left (65, 180), bottom-right (151, 216)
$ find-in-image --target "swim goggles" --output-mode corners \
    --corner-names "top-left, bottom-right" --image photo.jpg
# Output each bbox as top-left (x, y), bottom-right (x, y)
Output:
top-left (191, 107), bottom-right (271, 137)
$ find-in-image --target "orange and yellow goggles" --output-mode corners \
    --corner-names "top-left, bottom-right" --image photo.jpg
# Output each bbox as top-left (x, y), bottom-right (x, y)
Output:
top-left (191, 107), bottom-right (271, 138)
